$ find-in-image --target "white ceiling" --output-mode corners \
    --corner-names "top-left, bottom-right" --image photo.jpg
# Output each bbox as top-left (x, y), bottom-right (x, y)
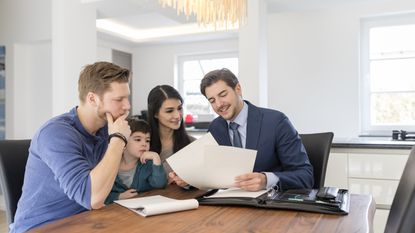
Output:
top-left (95, 0), bottom-right (195, 25)
top-left (95, 0), bottom-right (213, 45)
top-left (267, 0), bottom-right (392, 12)
top-left (92, 0), bottom-right (393, 45)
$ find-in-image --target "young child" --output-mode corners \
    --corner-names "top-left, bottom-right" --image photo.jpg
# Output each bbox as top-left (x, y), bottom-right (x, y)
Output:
top-left (105, 118), bottom-right (167, 204)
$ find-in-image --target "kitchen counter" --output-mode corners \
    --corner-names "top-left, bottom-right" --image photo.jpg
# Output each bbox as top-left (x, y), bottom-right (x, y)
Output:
top-left (186, 128), bottom-right (415, 150)
top-left (332, 137), bottom-right (415, 150)
top-left (328, 137), bottom-right (412, 233)
top-left (186, 127), bottom-right (208, 139)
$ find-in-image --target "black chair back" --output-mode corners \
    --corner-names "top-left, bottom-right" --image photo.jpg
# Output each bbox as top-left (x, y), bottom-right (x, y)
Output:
top-left (0, 139), bottom-right (31, 224)
top-left (384, 146), bottom-right (415, 233)
top-left (299, 132), bottom-right (334, 189)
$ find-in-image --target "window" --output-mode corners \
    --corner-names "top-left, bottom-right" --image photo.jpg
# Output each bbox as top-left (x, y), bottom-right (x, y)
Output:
top-left (361, 14), bottom-right (415, 135)
top-left (177, 52), bottom-right (238, 122)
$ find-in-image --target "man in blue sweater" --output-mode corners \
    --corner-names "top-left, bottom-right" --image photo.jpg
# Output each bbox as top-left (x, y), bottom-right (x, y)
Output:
top-left (10, 62), bottom-right (132, 232)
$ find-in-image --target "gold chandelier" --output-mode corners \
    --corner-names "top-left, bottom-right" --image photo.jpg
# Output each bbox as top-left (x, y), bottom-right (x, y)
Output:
top-left (158, 0), bottom-right (247, 28)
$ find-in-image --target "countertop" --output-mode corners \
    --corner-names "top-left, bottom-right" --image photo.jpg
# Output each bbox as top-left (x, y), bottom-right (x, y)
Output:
top-left (186, 128), bottom-right (415, 150)
top-left (332, 137), bottom-right (415, 149)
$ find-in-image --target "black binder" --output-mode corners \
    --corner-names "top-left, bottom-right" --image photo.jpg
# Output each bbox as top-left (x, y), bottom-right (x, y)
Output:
top-left (197, 187), bottom-right (350, 215)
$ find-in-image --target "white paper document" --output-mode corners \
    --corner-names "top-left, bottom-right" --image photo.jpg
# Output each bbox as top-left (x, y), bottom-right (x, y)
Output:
top-left (208, 188), bottom-right (268, 198)
top-left (114, 195), bottom-right (199, 217)
top-left (166, 133), bottom-right (257, 189)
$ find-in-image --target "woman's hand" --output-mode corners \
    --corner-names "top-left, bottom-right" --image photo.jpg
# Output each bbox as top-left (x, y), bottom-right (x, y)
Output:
top-left (168, 172), bottom-right (188, 187)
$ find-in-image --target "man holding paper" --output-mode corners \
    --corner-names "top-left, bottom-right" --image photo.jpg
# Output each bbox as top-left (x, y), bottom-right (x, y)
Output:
top-left (198, 68), bottom-right (313, 191)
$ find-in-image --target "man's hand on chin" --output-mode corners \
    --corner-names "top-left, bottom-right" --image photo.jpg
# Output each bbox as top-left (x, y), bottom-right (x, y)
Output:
top-left (106, 111), bottom-right (131, 139)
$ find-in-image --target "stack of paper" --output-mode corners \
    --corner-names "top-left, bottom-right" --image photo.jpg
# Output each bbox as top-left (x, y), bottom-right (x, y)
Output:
top-left (166, 133), bottom-right (257, 189)
top-left (115, 195), bottom-right (198, 217)
top-left (207, 188), bottom-right (268, 198)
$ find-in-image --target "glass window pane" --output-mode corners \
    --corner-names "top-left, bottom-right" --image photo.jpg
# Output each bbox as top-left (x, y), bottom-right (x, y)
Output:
top-left (183, 79), bottom-right (202, 95)
top-left (199, 58), bottom-right (239, 75)
top-left (371, 92), bottom-right (415, 125)
top-left (180, 54), bottom-right (238, 119)
top-left (183, 61), bottom-right (203, 80)
top-left (370, 24), bottom-right (415, 59)
top-left (185, 95), bottom-right (211, 115)
top-left (362, 14), bottom-right (415, 134)
top-left (370, 58), bottom-right (415, 92)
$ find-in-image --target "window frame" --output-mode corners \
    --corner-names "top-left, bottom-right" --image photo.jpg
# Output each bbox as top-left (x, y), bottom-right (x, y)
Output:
top-left (360, 13), bottom-right (415, 136)
top-left (176, 51), bottom-right (239, 117)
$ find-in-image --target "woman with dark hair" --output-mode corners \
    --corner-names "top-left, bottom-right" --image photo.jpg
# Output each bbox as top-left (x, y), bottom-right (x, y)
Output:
top-left (147, 85), bottom-right (194, 187)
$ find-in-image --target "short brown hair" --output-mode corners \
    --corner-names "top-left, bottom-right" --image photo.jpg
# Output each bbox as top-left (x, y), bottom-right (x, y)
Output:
top-left (200, 68), bottom-right (239, 96)
top-left (128, 118), bottom-right (151, 135)
top-left (78, 61), bottom-right (130, 102)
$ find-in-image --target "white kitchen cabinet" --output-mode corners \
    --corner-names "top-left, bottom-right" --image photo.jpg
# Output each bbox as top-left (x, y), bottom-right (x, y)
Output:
top-left (349, 178), bottom-right (399, 206)
top-left (326, 147), bottom-right (411, 233)
top-left (374, 209), bottom-right (389, 233)
top-left (348, 153), bottom-right (408, 180)
top-left (324, 152), bottom-right (348, 189)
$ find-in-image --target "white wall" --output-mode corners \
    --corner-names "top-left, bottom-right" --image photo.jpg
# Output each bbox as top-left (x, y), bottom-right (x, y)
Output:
top-left (51, 0), bottom-right (97, 116)
top-left (14, 42), bottom-right (52, 137)
top-left (0, 0), bottom-right (52, 139)
top-left (267, 0), bottom-right (415, 138)
top-left (132, 38), bottom-right (238, 114)
top-left (97, 38), bottom-right (134, 62)
top-left (0, 0), bottom-right (98, 139)
top-left (0, 0), bottom-right (51, 42)
top-left (97, 46), bottom-right (112, 62)
top-left (239, 0), bottom-right (268, 107)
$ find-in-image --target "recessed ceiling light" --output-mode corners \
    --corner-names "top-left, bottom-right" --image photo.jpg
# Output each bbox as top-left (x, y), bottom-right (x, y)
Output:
top-left (96, 19), bottom-right (237, 43)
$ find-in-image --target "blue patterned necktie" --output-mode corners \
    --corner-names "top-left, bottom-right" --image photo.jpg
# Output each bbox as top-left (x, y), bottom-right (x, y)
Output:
top-left (229, 122), bottom-right (242, 148)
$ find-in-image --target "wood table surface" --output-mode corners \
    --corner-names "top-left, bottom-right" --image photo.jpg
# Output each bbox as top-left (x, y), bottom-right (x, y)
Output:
top-left (29, 185), bottom-right (376, 233)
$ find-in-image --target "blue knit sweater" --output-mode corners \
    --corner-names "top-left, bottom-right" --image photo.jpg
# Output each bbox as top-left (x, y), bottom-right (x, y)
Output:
top-left (10, 107), bottom-right (108, 233)
top-left (105, 160), bottom-right (167, 204)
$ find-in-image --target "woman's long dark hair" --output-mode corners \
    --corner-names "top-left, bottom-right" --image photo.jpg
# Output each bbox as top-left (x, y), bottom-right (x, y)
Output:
top-left (147, 85), bottom-right (191, 154)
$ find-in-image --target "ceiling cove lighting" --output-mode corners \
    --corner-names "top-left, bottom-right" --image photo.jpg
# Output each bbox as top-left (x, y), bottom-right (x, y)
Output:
top-left (96, 19), bottom-right (237, 42)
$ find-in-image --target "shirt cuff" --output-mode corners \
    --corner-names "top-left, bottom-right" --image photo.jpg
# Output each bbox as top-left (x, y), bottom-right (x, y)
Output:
top-left (264, 172), bottom-right (279, 190)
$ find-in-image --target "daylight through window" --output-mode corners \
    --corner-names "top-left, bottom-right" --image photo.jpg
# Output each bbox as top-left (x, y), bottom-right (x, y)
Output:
top-left (361, 14), bottom-right (415, 135)
top-left (177, 53), bottom-right (238, 123)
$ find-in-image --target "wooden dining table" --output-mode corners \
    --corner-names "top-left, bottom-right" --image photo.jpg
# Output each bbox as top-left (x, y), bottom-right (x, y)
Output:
top-left (29, 184), bottom-right (376, 233)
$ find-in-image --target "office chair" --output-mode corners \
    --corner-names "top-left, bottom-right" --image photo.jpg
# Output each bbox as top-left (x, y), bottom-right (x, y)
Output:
top-left (299, 132), bottom-right (334, 189)
top-left (0, 139), bottom-right (31, 224)
top-left (384, 146), bottom-right (415, 233)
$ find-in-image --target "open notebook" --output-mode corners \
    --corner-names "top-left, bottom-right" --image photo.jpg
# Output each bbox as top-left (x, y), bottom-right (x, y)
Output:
top-left (198, 187), bottom-right (350, 215)
top-left (114, 195), bottom-right (199, 217)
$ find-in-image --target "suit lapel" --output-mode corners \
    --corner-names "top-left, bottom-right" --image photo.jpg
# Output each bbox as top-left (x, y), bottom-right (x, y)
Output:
top-left (214, 118), bottom-right (232, 146)
top-left (245, 102), bottom-right (262, 150)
